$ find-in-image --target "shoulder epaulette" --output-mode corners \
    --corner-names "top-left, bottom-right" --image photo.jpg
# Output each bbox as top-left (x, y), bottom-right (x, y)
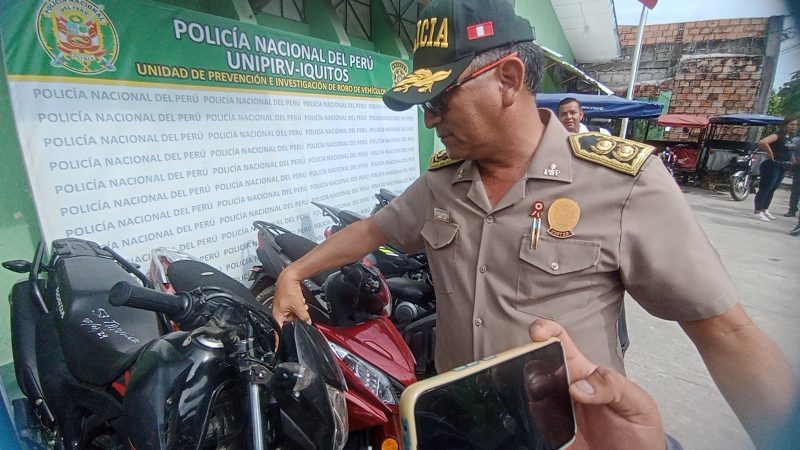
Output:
top-left (428, 150), bottom-right (461, 170)
top-left (568, 132), bottom-right (654, 176)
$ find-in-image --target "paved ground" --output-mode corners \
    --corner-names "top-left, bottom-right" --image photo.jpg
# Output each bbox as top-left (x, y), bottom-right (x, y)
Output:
top-left (623, 182), bottom-right (799, 450)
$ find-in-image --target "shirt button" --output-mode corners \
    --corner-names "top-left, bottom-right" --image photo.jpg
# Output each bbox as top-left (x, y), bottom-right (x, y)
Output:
top-left (550, 262), bottom-right (560, 271)
top-left (475, 318), bottom-right (483, 327)
top-left (486, 215), bottom-right (494, 223)
top-left (479, 265), bottom-right (487, 273)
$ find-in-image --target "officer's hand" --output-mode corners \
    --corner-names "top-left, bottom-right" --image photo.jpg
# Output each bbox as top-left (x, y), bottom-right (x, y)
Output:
top-left (273, 268), bottom-right (311, 327)
top-left (529, 319), bottom-right (665, 450)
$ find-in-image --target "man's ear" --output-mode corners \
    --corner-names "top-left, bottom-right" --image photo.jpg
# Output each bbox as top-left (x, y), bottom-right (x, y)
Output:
top-left (497, 57), bottom-right (526, 106)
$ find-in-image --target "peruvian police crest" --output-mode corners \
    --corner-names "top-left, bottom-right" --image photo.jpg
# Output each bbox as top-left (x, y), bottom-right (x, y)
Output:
top-left (36, 0), bottom-right (119, 74)
top-left (390, 60), bottom-right (409, 86)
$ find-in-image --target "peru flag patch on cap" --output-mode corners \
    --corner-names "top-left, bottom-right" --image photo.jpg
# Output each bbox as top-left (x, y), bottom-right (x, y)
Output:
top-left (467, 22), bottom-right (494, 40)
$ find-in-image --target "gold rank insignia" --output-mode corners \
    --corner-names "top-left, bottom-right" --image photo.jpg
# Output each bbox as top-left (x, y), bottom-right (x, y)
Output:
top-left (428, 149), bottom-right (461, 170)
top-left (569, 132), bottom-right (654, 176)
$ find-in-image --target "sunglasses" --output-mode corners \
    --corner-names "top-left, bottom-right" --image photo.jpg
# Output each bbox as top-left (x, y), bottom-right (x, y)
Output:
top-left (421, 52), bottom-right (519, 117)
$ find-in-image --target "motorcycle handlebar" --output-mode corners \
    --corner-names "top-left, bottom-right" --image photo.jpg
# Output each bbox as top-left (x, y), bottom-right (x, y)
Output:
top-left (109, 281), bottom-right (190, 319)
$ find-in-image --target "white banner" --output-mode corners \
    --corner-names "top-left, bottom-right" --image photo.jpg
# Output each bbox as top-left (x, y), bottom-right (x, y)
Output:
top-left (9, 79), bottom-right (419, 282)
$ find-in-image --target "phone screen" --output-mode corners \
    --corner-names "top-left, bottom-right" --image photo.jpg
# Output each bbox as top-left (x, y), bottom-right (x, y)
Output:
top-left (413, 341), bottom-right (574, 450)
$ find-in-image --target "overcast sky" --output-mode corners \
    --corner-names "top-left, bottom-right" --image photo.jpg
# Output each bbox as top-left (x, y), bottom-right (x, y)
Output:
top-left (613, 0), bottom-right (798, 90)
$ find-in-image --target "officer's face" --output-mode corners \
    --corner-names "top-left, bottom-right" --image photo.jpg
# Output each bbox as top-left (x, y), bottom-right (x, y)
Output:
top-left (557, 102), bottom-right (584, 133)
top-left (423, 59), bottom-right (511, 160)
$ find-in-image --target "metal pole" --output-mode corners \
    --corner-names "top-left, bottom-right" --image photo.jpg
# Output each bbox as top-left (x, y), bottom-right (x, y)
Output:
top-left (620, 5), bottom-right (648, 138)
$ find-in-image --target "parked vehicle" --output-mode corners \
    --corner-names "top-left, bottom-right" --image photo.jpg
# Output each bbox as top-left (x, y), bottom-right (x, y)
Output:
top-left (247, 223), bottom-right (416, 450)
top-left (370, 188), bottom-right (398, 215)
top-left (309, 202), bottom-right (437, 376)
top-left (701, 114), bottom-right (783, 201)
top-left (3, 238), bottom-right (348, 450)
top-left (312, 201), bottom-right (431, 285)
top-left (650, 114), bottom-right (710, 183)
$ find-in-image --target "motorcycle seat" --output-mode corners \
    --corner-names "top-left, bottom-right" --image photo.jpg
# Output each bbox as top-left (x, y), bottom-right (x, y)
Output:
top-left (338, 209), bottom-right (365, 224)
top-left (54, 249), bottom-right (160, 387)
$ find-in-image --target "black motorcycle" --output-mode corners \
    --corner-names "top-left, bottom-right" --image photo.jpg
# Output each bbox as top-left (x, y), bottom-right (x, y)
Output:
top-left (4, 238), bottom-right (347, 450)
top-left (728, 147), bottom-right (765, 201)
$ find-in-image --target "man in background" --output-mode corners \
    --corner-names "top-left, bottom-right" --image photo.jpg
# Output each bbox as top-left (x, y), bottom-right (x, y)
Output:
top-left (557, 97), bottom-right (610, 135)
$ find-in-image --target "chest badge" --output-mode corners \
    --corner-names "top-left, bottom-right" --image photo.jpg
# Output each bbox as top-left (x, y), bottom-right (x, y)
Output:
top-left (547, 198), bottom-right (580, 239)
top-left (433, 207), bottom-right (451, 223)
top-left (529, 200), bottom-right (544, 250)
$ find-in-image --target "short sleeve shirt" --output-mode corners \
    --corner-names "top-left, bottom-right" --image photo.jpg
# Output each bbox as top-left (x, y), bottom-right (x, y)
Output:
top-left (374, 109), bottom-right (738, 373)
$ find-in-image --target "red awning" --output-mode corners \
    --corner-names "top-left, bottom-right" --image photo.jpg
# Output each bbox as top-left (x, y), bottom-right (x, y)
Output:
top-left (657, 114), bottom-right (709, 128)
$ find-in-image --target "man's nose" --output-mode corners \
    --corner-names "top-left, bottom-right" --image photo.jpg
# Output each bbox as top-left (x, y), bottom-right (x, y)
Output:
top-left (423, 109), bottom-right (441, 129)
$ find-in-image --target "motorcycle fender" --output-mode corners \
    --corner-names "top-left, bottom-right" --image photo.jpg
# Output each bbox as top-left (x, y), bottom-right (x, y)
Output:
top-left (732, 169), bottom-right (748, 178)
top-left (125, 332), bottom-right (235, 449)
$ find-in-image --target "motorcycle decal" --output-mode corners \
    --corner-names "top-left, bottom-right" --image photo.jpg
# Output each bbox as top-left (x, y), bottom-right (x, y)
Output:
top-left (80, 317), bottom-right (141, 343)
top-left (378, 246), bottom-right (399, 256)
top-left (92, 307), bottom-right (111, 319)
top-left (36, 0), bottom-right (119, 74)
top-left (55, 286), bottom-right (66, 319)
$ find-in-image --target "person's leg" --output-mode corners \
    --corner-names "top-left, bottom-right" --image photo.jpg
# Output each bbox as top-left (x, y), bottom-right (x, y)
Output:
top-left (763, 165), bottom-right (786, 214)
top-left (786, 166), bottom-right (800, 216)
top-left (790, 216), bottom-right (800, 235)
top-left (754, 160), bottom-right (776, 214)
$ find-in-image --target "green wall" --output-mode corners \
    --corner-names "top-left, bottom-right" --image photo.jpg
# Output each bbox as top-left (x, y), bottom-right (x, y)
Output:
top-left (0, 42), bottom-right (43, 364)
top-left (0, 0), bottom-right (577, 366)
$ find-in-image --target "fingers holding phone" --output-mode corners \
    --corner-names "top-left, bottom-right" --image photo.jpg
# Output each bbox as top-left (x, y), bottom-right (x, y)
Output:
top-left (529, 319), bottom-right (666, 450)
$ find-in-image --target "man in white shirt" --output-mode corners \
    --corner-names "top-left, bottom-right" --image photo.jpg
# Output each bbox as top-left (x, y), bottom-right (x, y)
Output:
top-left (557, 97), bottom-right (611, 135)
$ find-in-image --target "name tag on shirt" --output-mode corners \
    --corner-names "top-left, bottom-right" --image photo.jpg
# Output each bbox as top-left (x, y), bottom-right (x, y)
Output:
top-left (434, 208), bottom-right (451, 223)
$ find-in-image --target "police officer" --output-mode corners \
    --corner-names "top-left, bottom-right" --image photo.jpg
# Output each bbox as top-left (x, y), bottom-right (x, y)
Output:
top-left (273, 0), bottom-right (795, 446)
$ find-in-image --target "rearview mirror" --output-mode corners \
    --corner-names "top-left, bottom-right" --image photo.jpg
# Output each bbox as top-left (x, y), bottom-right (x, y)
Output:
top-left (2, 260), bottom-right (32, 273)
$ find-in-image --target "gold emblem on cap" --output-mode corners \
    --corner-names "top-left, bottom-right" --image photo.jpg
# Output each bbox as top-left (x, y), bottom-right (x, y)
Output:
top-left (547, 198), bottom-right (580, 239)
top-left (392, 68), bottom-right (452, 93)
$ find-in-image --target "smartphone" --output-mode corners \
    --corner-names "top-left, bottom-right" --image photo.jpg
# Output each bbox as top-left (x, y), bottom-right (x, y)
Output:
top-left (399, 338), bottom-right (575, 450)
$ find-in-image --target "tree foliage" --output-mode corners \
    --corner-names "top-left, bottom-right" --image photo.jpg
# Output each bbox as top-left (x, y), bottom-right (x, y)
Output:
top-left (768, 90), bottom-right (782, 117)
top-left (777, 70), bottom-right (800, 118)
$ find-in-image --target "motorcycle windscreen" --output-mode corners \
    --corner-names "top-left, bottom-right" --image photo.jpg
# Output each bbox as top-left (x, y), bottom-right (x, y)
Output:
top-left (402, 340), bottom-right (575, 450)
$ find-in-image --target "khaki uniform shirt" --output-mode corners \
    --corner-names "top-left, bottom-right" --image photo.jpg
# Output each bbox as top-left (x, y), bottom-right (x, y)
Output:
top-left (373, 110), bottom-right (739, 373)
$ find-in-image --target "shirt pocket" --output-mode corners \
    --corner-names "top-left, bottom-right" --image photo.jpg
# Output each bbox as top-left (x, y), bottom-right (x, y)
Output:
top-left (420, 219), bottom-right (459, 294)
top-left (515, 235), bottom-right (600, 320)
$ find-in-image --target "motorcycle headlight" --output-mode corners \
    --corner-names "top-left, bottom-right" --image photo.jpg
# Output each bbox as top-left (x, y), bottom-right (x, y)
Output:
top-left (329, 342), bottom-right (399, 404)
top-left (326, 384), bottom-right (349, 450)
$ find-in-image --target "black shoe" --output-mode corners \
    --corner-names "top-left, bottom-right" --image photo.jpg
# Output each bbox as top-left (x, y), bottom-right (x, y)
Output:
top-left (790, 224), bottom-right (800, 236)
top-left (784, 211), bottom-right (798, 217)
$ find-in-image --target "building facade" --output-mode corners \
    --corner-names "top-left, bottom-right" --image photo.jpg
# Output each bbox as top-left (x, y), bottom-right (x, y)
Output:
top-left (580, 16), bottom-right (784, 140)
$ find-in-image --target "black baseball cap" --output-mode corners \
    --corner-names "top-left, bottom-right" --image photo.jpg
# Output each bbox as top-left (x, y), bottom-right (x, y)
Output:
top-left (383, 0), bottom-right (534, 111)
